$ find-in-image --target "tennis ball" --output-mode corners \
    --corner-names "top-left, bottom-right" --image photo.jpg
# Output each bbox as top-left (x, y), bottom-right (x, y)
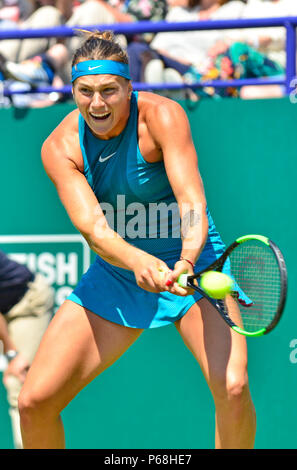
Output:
top-left (200, 271), bottom-right (233, 299)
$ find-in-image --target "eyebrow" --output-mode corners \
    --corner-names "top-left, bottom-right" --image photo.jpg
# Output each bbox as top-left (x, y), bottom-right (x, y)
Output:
top-left (77, 79), bottom-right (119, 88)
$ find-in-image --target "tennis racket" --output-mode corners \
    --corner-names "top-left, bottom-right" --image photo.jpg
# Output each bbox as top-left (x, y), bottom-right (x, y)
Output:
top-left (178, 234), bottom-right (287, 337)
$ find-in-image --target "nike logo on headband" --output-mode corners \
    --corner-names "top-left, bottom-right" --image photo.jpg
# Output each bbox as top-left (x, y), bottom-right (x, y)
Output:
top-left (88, 65), bottom-right (104, 71)
top-left (71, 61), bottom-right (131, 82)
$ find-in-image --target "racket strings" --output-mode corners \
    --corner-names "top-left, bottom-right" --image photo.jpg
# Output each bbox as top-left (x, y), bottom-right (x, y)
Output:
top-left (223, 241), bottom-right (281, 333)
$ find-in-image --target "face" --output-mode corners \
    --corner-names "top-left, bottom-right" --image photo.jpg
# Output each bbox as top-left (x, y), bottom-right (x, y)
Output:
top-left (73, 73), bottom-right (132, 140)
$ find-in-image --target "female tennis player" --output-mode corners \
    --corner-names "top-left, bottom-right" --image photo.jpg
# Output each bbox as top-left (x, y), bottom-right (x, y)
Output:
top-left (18, 31), bottom-right (256, 449)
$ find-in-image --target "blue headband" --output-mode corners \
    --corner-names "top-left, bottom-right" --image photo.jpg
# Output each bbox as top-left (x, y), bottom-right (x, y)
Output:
top-left (71, 60), bottom-right (131, 82)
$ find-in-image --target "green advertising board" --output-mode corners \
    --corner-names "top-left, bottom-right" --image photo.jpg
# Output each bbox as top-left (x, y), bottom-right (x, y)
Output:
top-left (0, 235), bottom-right (91, 311)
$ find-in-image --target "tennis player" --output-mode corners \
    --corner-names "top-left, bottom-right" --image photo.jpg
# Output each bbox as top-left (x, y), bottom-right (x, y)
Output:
top-left (18, 31), bottom-right (256, 449)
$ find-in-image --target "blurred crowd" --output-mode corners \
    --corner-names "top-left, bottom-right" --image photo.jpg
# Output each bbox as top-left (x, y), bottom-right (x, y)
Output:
top-left (0, 0), bottom-right (296, 106)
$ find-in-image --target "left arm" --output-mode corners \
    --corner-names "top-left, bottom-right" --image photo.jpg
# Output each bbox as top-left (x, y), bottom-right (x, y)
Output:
top-left (0, 313), bottom-right (16, 352)
top-left (147, 99), bottom-right (209, 287)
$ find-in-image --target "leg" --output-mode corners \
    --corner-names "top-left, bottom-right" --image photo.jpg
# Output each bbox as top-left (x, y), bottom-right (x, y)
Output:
top-left (127, 41), bottom-right (163, 82)
top-left (0, 6), bottom-right (63, 62)
top-left (175, 298), bottom-right (256, 449)
top-left (5, 313), bottom-right (52, 449)
top-left (5, 274), bottom-right (53, 448)
top-left (18, 300), bottom-right (143, 449)
top-left (17, 6), bottom-right (64, 62)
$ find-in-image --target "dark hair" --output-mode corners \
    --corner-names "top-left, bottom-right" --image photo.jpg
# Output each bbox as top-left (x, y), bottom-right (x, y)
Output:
top-left (72, 30), bottom-right (129, 67)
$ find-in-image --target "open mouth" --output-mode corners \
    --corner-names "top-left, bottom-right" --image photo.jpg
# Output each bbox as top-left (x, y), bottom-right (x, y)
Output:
top-left (90, 112), bottom-right (111, 121)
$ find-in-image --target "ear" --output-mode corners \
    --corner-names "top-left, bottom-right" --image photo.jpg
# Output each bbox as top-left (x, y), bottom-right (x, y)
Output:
top-left (127, 81), bottom-right (133, 99)
top-left (72, 84), bottom-right (76, 103)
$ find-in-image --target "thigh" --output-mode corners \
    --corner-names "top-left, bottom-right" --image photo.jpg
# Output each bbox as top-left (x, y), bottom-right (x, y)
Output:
top-left (18, 6), bottom-right (63, 61)
top-left (21, 300), bottom-right (143, 414)
top-left (0, 39), bottom-right (21, 62)
top-left (174, 298), bottom-right (248, 390)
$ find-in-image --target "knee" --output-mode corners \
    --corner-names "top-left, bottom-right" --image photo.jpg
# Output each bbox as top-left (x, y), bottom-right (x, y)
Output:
top-left (29, 5), bottom-right (64, 26)
top-left (18, 388), bottom-right (38, 422)
top-left (18, 386), bottom-right (53, 428)
top-left (211, 370), bottom-right (250, 406)
top-left (226, 372), bottom-right (250, 403)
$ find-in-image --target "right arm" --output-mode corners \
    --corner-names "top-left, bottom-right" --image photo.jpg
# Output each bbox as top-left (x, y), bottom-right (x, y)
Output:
top-left (41, 114), bottom-right (171, 293)
top-left (0, 313), bottom-right (30, 385)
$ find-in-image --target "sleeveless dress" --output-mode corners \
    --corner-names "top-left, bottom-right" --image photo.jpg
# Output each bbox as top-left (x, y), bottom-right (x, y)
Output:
top-left (67, 91), bottom-right (229, 328)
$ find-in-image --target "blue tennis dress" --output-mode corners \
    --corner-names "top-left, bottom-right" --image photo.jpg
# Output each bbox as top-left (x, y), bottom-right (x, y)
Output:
top-left (68, 91), bottom-right (227, 328)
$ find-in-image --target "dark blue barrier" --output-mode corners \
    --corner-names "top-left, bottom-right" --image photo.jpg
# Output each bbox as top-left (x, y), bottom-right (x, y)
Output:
top-left (0, 16), bottom-right (296, 95)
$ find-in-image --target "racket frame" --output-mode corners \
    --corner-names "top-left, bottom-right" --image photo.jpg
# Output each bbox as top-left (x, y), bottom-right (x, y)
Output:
top-left (180, 235), bottom-right (287, 337)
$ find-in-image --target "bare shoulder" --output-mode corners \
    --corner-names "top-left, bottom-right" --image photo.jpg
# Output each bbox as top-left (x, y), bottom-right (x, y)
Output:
top-left (42, 108), bottom-right (79, 154)
top-left (41, 109), bottom-right (83, 179)
top-left (138, 92), bottom-right (188, 134)
top-left (138, 91), bottom-right (188, 126)
top-left (137, 91), bottom-right (192, 144)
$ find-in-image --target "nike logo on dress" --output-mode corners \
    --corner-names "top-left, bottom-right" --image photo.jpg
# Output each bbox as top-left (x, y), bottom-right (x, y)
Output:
top-left (88, 65), bottom-right (103, 71)
top-left (98, 152), bottom-right (116, 163)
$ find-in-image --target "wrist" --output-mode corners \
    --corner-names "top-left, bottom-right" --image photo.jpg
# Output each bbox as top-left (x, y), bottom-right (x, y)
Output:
top-left (178, 257), bottom-right (195, 270)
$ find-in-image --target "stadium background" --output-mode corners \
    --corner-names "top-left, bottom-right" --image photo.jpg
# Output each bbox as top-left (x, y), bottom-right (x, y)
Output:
top-left (0, 95), bottom-right (295, 449)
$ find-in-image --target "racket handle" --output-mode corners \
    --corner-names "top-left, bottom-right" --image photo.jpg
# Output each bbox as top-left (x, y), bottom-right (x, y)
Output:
top-left (178, 273), bottom-right (189, 288)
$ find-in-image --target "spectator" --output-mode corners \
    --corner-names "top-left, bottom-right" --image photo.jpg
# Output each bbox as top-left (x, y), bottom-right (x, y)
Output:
top-left (64, 1), bottom-right (127, 68)
top-left (216, 0), bottom-right (297, 69)
top-left (101, 0), bottom-right (167, 24)
top-left (150, 0), bottom-right (245, 72)
top-left (209, 0), bottom-right (297, 99)
top-left (205, 40), bottom-right (285, 99)
top-left (0, 0), bottom-right (36, 28)
top-left (0, 0), bottom-right (73, 63)
top-left (0, 0), bottom-right (125, 106)
top-left (2, 0), bottom-right (292, 103)
top-left (138, 0), bottom-right (289, 100)
top-left (0, 250), bottom-right (54, 448)
top-left (126, 0), bottom-right (245, 98)
top-left (0, 0), bottom-right (167, 106)
top-left (0, 0), bottom-right (21, 27)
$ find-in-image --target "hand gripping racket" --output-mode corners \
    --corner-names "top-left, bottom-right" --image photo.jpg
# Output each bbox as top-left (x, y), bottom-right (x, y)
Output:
top-left (178, 235), bottom-right (287, 337)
